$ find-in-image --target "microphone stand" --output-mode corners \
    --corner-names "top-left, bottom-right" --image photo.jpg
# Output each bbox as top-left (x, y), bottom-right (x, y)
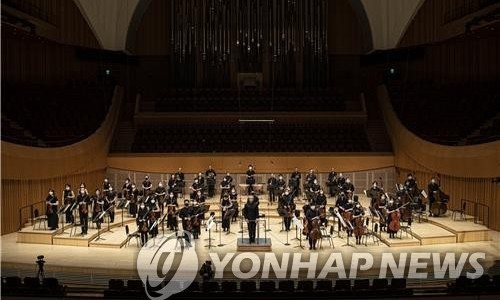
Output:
top-left (266, 203), bottom-right (272, 232)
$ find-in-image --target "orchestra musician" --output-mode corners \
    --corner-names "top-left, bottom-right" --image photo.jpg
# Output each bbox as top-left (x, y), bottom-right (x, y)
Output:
top-left (142, 175), bottom-right (153, 196)
top-left (267, 173), bottom-right (277, 204)
top-left (428, 177), bottom-right (440, 217)
top-left (196, 172), bottom-right (205, 194)
top-left (165, 192), bottom-right (178, 231)
top-left (305, 169), bottom-right (316, 186)
top-left (77, 187), bottom-right (90, 235)
top-left (175, 168), bottom-right (185, 187)
top-left (190, 199), bottom-right (203, 239)
top-left (196, 190), bottom-right (207, 223)
top-left (220, 178), bottom-right (231, 199)
top-left (46, 189), bottom-right (59, 230)
top-left (205, 165), bottom-right (217, 197)
top-left (335, 192), bottom-right (348, 232)
top-left (147, 197), bottom-right (160, 238)
top-left (308, 179), bottom-right (321, 203)
top-left (129, 183), bottom-right (139, 218)
top-left (352, 202), bottom-right (365, 245)
top-left (154, 182), bottom-right (166, 214)
top-left (103, 178), bottom-right (111, 197)
top-left (229, 188), bottom-right (238, 223)
top-left (122, 178), bottom-right (132, 199)
top-left (106, 186), bottom-right (117, 223)
top-left (315, 189), bottom-right (328, 226)
top-left (223, 172), bottom-right (233, 186)
top-left (368, 181), bottom-right (383, 207)
top-left (137, 202), bottom-right (149, 246)
top-left (220, 193), bottom-right (233, 233)
top-left (327, 168), bottom-right (338, 197)
top-left (337, 173), bottom-right (346, 189)
top-left (305, 205), bottom-right (320, 250)
top-left (341, 178), bottom-right (355, 194)
top-left (167, 174), bottom-right (177, 194)
top-left (92, 188), bottom-right (104, 230)
top-left (386, 198), bottom-right (399, 238)
top-left (280, 189), bottom-right (295, 231)
top-left (246, 165), bottom-right (256, 194)
top-left (302, 199), bottom-right (311, 216)
top-left (291, 168), bottom-right (302, 197)
top-left (63, 184), bottom-right (75, 224)
top-left (190, 178), bottom-right (202, 199)
top-left (179, 200), bottom-right (192, 234)
top-left (404, 173), bottom-right (418, 197)
top-left (343, 197), bottom-right (355, 237)
top-left (276, 174), bottom-right (286, 200)
top-left (242, 196), bottom-right (259, 243)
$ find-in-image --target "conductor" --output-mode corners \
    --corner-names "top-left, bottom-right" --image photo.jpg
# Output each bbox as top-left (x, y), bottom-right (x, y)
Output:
top-left (242, 196), bottom-right (259, 244)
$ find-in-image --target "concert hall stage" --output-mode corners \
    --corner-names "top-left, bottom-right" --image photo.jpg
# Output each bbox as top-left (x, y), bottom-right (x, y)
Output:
top-left (3, 195), bottom-right (498, 287)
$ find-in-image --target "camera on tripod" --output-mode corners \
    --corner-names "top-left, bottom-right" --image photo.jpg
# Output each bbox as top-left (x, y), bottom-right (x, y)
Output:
top-left (36, 255), bottom-right (45, 265)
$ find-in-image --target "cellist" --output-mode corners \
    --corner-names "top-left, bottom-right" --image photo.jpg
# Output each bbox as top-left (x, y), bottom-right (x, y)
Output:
top-left (352, 202), bottom-right (365, 245)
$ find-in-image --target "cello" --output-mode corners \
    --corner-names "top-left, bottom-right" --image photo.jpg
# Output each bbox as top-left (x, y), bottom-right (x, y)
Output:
top-left (387, 201), bottom-right (410, 238)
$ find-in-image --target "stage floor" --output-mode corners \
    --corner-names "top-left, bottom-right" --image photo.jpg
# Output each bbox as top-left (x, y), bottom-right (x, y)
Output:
top-left (2, 195), bottom-right (500, 287)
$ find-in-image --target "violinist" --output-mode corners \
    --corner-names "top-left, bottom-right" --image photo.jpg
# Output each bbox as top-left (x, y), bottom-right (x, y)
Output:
top-left (341, 178), bottom-right (355, 194)
top-left (205, 165), bottom-right (217, 197)
top-left (404, 173), bottom-right (418, 197)
top-left (343, 198), bottom-right (355, 237)
top-left (276, 174), bottom-right (286, 200)
top-left (302, 199), bottom-right (311, 216)
top-left (167, 174), bottom-right (177, 194)
top-left (137, 202), bottom-right (149, 246)
top-left (154, 181), bottom-right (166, 214)
top-left (246, 165), bottom-right (256, 194)
top-left (191, 199), bottom-right (203, 239)
top-left (428, 177), bottom-right (440, 216)
top-left (267, 173), bottom-right (277, 204)
top-left (308, 179), bottom-right (321, 203)
top-left (316, 190), bottom-right (328, 226)
top-left (122, 178), bottom-right (132, 199)
top-left (175, 168), bottom-right (185, 187)
top-left (190, 178), bottom-right (202, 199)
top-left (148, 197), bottom-right (160, 238)
top-left (223, 172), bottom-right (233, 186)
top-left (46, 189), bottom-right (59, 230)
top-left (280, 189), bottom-right (295, 231)
top-left (335, 192), bottom-right (348, 232)
top-left (93, 188), bottom-right (105, 230)
top-left (106, 186), bottom-right (117, 223)
top-left (229, 188), bottom-right (238, 223)
top-left (220, 194), bottom-right (233, 233)
top-left (327, 168), bottom-right (338, 197)
top-left (165, 192), bottom-right (178, 231)
top-left (291, 168), bottom-right (302, 197)
top-left (219, 178), bottom-right (231, 199)
top-left (179, 200), bottom-right (192, 233)
top-left (129, 183), bottom-right (139, 218)
top-left (305, 169), bottom-right (316, 186)
top-left (103, 178), bottom-right (111, 197)
top-left (196, 172), bottom-right (205, 193)
top-left (63, 184), bottom-right (75, 224)
top-left (368, 181), bottom-right (383, 208)
top-left (77, 188), bottom-right (90, 235)
top-left (142, 175), bottom-right (153, 196)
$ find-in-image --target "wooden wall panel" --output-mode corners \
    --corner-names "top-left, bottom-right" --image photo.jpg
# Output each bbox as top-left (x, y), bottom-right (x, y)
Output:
top-left (0, 87), bottom-right (123, 235)
top-left (4, 0), bottom-right (100, 48)
top-left (1, 27), bottom-right (100, 86)
top-left (378, 84), bottom-right (500, 231)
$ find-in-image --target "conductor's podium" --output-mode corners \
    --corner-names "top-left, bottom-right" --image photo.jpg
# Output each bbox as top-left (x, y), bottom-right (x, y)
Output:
top-left (236, 218), bottom-right (271, 251)
top-left (238, 183), bottom-right (265, 196)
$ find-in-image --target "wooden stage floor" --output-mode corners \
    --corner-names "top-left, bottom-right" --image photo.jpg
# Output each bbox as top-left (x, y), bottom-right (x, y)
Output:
top-left (3, 195), bottom-right (499, 287)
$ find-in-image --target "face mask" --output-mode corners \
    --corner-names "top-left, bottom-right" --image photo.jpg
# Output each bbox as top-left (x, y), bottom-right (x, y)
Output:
top-left (109, 187), bottom-right (113, 191)
top-left (193, 201), bottom-right (197, 205)
top-left (169, 194), bottom-right (174, 197)
top-left (49, 192), bottom-right (54, 196)
top-left (65, 187), bottom-right (70, 191)
top-left (151, 200), bottom-right (156, 203)
top-left (285, 192), bottom-right (289, 195)
top-left (96, 191), bottom-right (100, 196)
top-left (408, 176), bottom-right (413, 180)
top-left (104, 179), bottom-right (108, 183)
top-left (320, 191), bottom-right (323, 194)
top-left (185, 203), bottom-right (189, 207)
top-left (311, 206), bottom-right (316, 210)
top-left (159, 183), bottom-right (163, 187)
top-left (346, 179), bottom-right (350, 184)
top-left (373, 184), bottom-right (377, 188)
top-left (80, 189), bottom-right (85, 194)
top-left (249, 167), bottom-right (253, 170)
top-left (431, 179), bottom-right (435, 184)
top-left (140, 204), bottom-right (145, 209)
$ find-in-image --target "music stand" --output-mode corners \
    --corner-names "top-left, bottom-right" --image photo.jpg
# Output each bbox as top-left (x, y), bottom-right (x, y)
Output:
top-left (217, 220), bottom-right (225, 247)
top-left (334, 208), bottom-right (355, 248)
top-left (93, 210), bottom-right (107, 241)
top-left (116, 198), bottom-right (127, 227)
top-left (204, 215), bottom-right (216, 249)
top-left (58, 204), bottom-right (71, 234)
top-left (292, 216), bottom-right (305, 249)
top-left (265, 204), bottom-right (272, 232)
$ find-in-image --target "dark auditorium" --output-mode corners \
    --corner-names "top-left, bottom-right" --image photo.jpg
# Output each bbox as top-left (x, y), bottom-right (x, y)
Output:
top-left (1, 1), bottom-right (500, 300)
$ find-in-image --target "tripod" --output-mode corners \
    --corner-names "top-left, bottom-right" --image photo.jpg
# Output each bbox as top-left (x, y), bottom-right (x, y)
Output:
top-left (36, 261), bottom-right (45, 284)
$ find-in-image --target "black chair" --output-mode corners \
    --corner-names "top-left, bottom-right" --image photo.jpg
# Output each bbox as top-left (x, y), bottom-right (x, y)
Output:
top-left (221, 281), bottom-right (237, 292)
top-left (202, 281), bottom-right (219, 292)
top-left (278, 280), bottom-right (294, 292)
top-left (185, 281), bottom-right (200, 292)
top-left (23, 277), bottom-right (41, 289)
top-left (315, 280), bottom-right (332, 292)
top-left (451, 200), bottom-right (467, 221)
top-left (43, 278), bottom-right (60, 291)
top-left (372, 278), bottom-right (388, 291)
top-left (127, 279), bottom-right (143, 291)
top-left (297, 280), bottom-right (314, 292)
top-left (108, 279), bottom-right (124, 290)
top-left (4, 276), bottom-right (22, 289)
top-left (334, 279), bottom-right (351, 292)
top-left (353, 279), bottom-right (370, 292)
top-left (240, 281), bottom-right (257, 292)
top-left (259, 281), bottom-right (276, 292)
top-left (390, 278), bottom-right (406, 290)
